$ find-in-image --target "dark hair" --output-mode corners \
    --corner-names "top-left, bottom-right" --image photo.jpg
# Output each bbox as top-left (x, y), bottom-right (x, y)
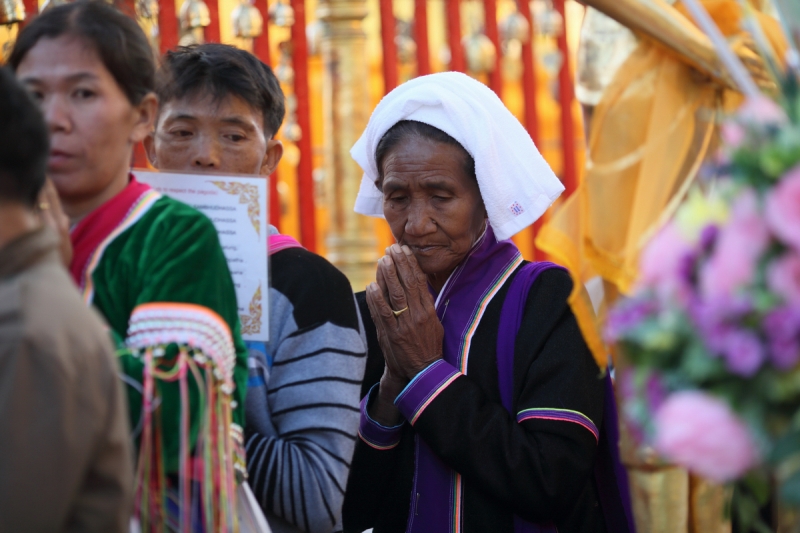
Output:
top-left (374, 120), bottom-right (477, 189)
top-left (156, 44), bottom-right (286, 137)
top-left (0, 67), bottom-right (49, 207)
top-left (9, 1), bottom-right (155, 105)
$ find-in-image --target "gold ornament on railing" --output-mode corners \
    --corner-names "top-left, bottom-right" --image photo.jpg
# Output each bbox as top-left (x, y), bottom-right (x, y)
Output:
top-left (281, 94), bottom-right (302, 142)
top-left (232, 0), bottom-right (263, 39)
top-left (463, 31), bottom-right (496, 74)
top-left (274, 41), bottom-right (295, 86)
top-left (268, 0), bottom-right (294, 28)
top-left (306, 19), bottom-right (324, 56)
top-left (135, 0), bottom-right (160, 53)
top-left (136, 0), bottom-right (158, 20)
top-left (499, 6), bottom-right (531, 46)
top-left (178, 0), bottom-right (210, 46)
top-left (395, 19), bottom-right (416, 64)
top-left (179, 0), bottom-right (210, 30)
top-left (530, 0), bottom-right (562, 38)
top-left (0, 0), bottom-right (24, 24)
top-left (40, 0), bottom-right (69, 12)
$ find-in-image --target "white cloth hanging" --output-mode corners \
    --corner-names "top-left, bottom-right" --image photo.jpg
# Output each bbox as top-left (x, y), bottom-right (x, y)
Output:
top-left (350, 71), bottom-right (565, 241)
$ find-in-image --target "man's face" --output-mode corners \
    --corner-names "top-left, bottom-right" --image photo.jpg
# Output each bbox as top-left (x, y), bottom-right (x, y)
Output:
top-left (146, 92), bottom-right (282, 176)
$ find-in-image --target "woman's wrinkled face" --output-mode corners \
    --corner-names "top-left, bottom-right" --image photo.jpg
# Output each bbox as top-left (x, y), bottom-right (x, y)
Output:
top-left (381, 136), bottom-right (486, 285)
top-left (16, 36), bottom-right (149, 212)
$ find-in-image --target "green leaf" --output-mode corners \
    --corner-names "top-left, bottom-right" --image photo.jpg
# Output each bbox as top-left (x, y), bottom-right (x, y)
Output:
top-left (770, 369), bottom-right (800, 404)
top-left (733, 483), bottom-right (775, 533)
top-left (770, 429), bottom-right (800, 465)
top-left (680, 342), bottom-right (725, 382)
top-left (779, 469), bottom-right (800, 506)
top-left (733, 488), bottom-right (761, 533)
top-left (743, 471), bottom-right (772, 507)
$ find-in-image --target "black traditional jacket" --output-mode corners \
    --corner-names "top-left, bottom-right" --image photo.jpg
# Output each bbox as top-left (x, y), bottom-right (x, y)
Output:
top-left (343, 268), bottom-right (608, 533)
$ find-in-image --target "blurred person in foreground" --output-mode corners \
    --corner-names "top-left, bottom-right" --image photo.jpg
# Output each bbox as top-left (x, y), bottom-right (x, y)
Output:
top-left (0, 66), bottom-right (132, 533)
top-left (145, 43), bottom-right (367, 533)
top-left (9, 3), bottom-right (249, 530)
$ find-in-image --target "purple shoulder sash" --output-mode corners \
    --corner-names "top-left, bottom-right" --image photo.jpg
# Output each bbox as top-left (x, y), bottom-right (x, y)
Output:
top-left (496, 262), bottom-right (634, 533)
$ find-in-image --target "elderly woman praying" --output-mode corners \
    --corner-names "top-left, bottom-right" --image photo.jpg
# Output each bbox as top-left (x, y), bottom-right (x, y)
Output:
top-left (342, 73), bottom-right (632, 533)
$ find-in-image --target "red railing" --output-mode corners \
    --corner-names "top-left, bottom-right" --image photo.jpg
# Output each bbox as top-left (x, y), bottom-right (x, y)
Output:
top-left (553, 0), bottom-right (577, 199)
top-left (517, 0), bottom-right (544, 258)
top-left (205, 0), bottom-right (221, 43)
top-left (413, 0), bottom-right (430, 76)
top-left (158, 0), bottom-right (179, 53)
top-left (249, 0), bottom-right (281, 232)
top-left (19, 0), bottom-right (38, 29)
top-left (482, 0), bottom-right (502, 96)
top-left (380, 0), bottom-right (398, 93)
top-left (445, 0), bottom-right (465, 73)
top-left (290, 0), bottom-right (316, 251)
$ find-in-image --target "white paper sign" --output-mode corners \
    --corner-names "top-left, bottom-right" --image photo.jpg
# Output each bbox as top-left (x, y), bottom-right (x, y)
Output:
top-left (134, 170), bottom-right (269, 341)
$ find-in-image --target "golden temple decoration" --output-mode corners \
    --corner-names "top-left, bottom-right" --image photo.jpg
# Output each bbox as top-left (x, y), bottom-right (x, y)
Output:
top-left (209, 180), bottom-right (261, 236)
top-left (39, 0), bottom-right (69, 12)
top-left (499, 6), bottom-right (530, 46)
top-left (317, 0), bottom-right (379, 290)
top-left (239, 285), bottom-right (262, 335)
top-left (179, 0), bottom-right (210, 29)
top-left (268, 0), bottom-right (294, 28)
top-left (0, 0), bottom-right (24, 24)
top-left (463, 31), bottom-right (496, 74)
top-left (179, 0), bottom-right (210, 45)
top-left (231, 0), bottom-right (263, 40)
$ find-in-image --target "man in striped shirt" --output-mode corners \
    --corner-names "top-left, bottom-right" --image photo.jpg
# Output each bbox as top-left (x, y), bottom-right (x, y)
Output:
top-left (144, 43), bottom-right (368, 533)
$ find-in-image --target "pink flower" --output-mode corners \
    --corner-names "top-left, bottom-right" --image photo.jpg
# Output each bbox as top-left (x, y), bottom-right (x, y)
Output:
top-left (654, 391), bottom-right (759, 483)
top-left (721, 122), bottom-right (746, 149)
top-left (639, 222), bottom-right (693, 300)
top-left (766, 165), bottom-right (800, 252)
top-left (767, 254), bottom-right (800, 304)
top-left (737, 95), bottom-right (788, 126)
top-left (699, 190), bottom-right (768, 299)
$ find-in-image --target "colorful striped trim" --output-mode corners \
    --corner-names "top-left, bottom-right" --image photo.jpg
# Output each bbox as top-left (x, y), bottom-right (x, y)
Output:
top-left (395, 359), bottom-right (461, 425)
top-left (457, 253), bottom-right (523, 374)
top-left (410, 373), bottom-right (459, 425)
top-left (81, 189), bottom-right (161, 305)
top-left (517, 408), bottom-right (599, 442)
top-left (358, 430), bottom-right (401, 451)
top-left (452, 471), bottom-right (463, 532)
top-left (358, 384), bottom-right (404, 450)
top-left (442, 251), bottom-right (522, 533)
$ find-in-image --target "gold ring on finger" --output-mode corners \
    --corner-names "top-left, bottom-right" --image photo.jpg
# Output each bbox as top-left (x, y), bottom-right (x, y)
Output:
top-left (392, 306), bottom-right (409, 317)
top-left (39, 201), bottom-right (50, 210)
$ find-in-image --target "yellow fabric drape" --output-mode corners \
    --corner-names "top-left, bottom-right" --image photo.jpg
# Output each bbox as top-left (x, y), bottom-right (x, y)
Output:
top-left (536, 0), bottom-right (788, 370)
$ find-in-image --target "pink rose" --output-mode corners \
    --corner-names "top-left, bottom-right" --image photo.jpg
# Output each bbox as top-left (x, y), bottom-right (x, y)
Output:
top-left (720, 122), bottom-right (746, 149)
top-left (654, 391), bottom-right (759, 483)
top-left (766, 165), bottom-right (800, 252)
top-left (700, 190), bottom-right (769, 299)
top-left (737, 95), bottom-right (788, 126)
top-left (639, 222), bottom-right (693, 299)
top-left (767, 254), bottom-right (800, 304)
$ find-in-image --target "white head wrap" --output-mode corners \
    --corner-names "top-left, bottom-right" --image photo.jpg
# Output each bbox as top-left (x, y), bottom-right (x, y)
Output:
top-left (350, 72), bottom-right (565, 241)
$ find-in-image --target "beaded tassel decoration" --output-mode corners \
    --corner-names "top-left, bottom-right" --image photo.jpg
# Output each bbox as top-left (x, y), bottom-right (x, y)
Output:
top-left (126, 303), bottom-right (241, 533)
